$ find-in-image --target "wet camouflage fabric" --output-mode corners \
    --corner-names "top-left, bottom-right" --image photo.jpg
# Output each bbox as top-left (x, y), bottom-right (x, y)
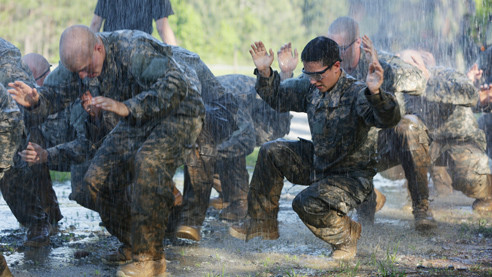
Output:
top-left (0, 39), bottom-right (62, 227)
top-left (423, 66), bottom-right (477, 105)
top-left (407, 67), bottom-right (491, 200)
top-left (248, 69), bottom-right (399, 232)
top-left (0, 84), bottom-right (23, 173)
top-left (257, 69), bottom-right (400, 177)
top-left (38, 30), bottom-right (205, 259)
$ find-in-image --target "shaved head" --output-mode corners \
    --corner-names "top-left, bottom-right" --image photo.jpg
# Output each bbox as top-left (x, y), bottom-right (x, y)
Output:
top-left (59, 25), bottom-right (97, 72)
top-left (22, 52), bottom-right (49, 74)
top-left (327, 16), bottom-right (359, 42)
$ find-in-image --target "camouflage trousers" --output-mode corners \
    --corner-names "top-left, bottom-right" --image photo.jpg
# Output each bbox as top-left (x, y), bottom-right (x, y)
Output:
top-left (0, 164), bottom-right (62, 227)
top-left (430, 141), bottom-right (492, 200)
top-left (83, 115), bottom-right (203, 261)
top-left (359, 115), bottom-right (431, 221)
top-left (248, 139), bottom-right (373, 245)
top-left (478, 113), bottom-right (492, 159)
top-left (215, 155), bottom-right (249, 203)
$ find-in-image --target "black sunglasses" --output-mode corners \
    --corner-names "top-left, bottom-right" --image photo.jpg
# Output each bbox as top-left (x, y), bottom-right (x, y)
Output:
top-left (35, 65), bottom-right (52, 81)
top-left (339, 38), bottom-right (358, 52)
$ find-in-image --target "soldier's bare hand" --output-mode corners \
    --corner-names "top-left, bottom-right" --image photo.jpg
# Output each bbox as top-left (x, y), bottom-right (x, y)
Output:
top-left (92, 96), bottom-right (129, 117)
top-left (361, 35), bottom-right (378, 63)
top-left (479, 83), bottom-right (492, 106)
top-left (7, 81), bottom-right (39, 107)
top-left (249, 41), bottom-right (274, 77)
top-left (277, 42), bottom-right (298, 79)
top-left (467, 63), bottom-right (483, 86)
top-left (18, 142), bottom-right (48, 165)
top-left (366, 60), bottom-right (384, 94)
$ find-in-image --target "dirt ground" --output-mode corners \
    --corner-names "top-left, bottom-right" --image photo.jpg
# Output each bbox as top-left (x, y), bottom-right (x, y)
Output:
top-left (1, 170), bottom-right (491, 277)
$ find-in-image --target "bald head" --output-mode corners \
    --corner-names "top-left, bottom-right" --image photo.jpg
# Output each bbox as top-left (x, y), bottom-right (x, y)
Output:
top-left (327, 16), bottom-right (359, 42)
top-left (59, 25), bottom-right (97, 72)
top-left (22, 53), bottom-right (51, 86)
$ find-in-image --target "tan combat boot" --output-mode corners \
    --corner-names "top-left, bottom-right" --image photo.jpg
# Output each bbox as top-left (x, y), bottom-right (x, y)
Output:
top-left (103, 245), bottom-right (132, 264)
top-left (413, 199), bottom-right (437, 231)
top-left (374, 188), bottom-right (386, 212)
top-left (116, 257), bottom-right (166, 277)
top-left (176, 225), bottom-right (201, 241)
top-left (331, 218), bottom-right (361, 260)
top-left (209, 197), bottom-right (229, 210)
top-left (229, 217), bottom-right (279, 242)
top-left (0, 254), bottom-right (13, 277)
top-left (472, 198), bottom-right (492, 213)
top-left (219, 199), bottom-right (248, 221)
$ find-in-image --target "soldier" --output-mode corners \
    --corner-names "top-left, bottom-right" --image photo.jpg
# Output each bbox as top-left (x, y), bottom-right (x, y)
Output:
top-left (9, 25), bottom-right (204, 276)
top-left (400, 49), bottom-right (492, 213)
top-left (0, 82), bottom-right (22, 277)
top-left (326, 17), bottom-right (436, 230)
top-left (209, 74), bottom-right (292, 221)
top-left (229, 36), bottom-right (400, 260)
top-left (0, 39), bottom-right (62, 247)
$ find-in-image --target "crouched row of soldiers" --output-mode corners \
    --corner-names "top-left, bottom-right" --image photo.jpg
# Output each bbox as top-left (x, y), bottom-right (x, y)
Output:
top-left (1, 19), bottom-right (492, 276)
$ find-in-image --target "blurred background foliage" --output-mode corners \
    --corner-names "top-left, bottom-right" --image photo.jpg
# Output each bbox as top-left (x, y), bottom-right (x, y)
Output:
top-left (0, 0), bottom-right (491, 73)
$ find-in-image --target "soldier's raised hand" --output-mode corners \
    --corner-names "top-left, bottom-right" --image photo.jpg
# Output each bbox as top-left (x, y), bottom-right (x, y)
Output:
top-left (277, 42), bottom-right (298, 80)
top-left (366, 58), bottom-right (384, 95)
top-left (7, 81), bottom-right (39, 107)
top-left (250, 41), bottom-right (274, 78)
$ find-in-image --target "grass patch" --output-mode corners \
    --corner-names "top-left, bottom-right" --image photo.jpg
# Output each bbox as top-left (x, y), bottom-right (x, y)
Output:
top-left (49, 171), bottom-right (71, 182)
top-left (246, 147), bottom-right (260, 168)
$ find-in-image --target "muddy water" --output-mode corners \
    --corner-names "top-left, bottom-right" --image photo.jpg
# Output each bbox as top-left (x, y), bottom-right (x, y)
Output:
top-left (1, 170), bottom-right (491, 276)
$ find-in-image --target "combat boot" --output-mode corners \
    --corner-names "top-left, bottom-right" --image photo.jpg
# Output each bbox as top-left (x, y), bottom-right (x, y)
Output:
top-left (229, 217), bottom-right (279, 242)
top-left (0, 254), bottom-right (13, 277)
top-left (103, 245), bottom-right (132, 264)
top-left (172, 184), bottom-right (183, 207)
top-left (472, 198), bottom-right (492, 213)
top-left (331, 218), bottom-right (361, 260)
top-left (176, 225), bottom-right (201, 241)
top-left (374, 188), bottom-right (386, 212)
top-left (219, 199), bottom-right (247, 221)
top-left (413, 200), bottom-right (437, 231)
top-left (116, 257), bottom-right (166, 277)
top-left (25, 222), bottom-right (51, 247)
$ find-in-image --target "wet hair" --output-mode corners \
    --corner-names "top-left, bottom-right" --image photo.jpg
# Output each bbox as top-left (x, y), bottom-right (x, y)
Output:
top-left (301, 36), bottom-right (341, 67)
top-left (59, 25), bottom-right (97, 72)
top-left (328, 16), bottom-right (360, 42)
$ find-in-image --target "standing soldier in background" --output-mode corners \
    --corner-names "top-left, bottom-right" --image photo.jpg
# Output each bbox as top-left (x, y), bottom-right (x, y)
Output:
top-left (90, 0), bottom-right (178, 45)
top-left (327, 17), bottom-right (436, 230)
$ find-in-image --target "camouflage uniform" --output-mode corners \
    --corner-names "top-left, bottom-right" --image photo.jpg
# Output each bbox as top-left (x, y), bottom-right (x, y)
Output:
top-left (476, 47), bottom-right (492, 159)
top-left (171, 50), bottom-right (242, 231)
top-left (407, 67), bottom-right (492, 202)
top-left (248, 69), bottom-right (400, 247)
top-left (0, 38), bottom-right (62, 232)
top-left (0, 83), bottom-right (23, 276)
top-left (213, 74), bottom-right (289, 217)
top-left (34, 31), bottom-right (205, 261)
top-left (349, 50), bottom-right (430, 224)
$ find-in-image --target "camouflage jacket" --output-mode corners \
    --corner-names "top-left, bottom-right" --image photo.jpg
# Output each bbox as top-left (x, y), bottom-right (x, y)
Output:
top-left (35, 30), bottom-right (205, 126)
top-left (406, 67), bottom-right (485, 150)
top-left (255, 69), bottom-right (400, 178)
top-left (0, 83), bottom-right (23, 173)
top-left (350, 50), bottom-right (427, 115)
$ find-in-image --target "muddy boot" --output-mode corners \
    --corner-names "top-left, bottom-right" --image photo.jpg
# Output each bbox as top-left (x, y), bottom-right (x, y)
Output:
top-left (374, 188), bottom-right (386, 212)
top-left (472, 198), bottom-right (492, 213)
top-left (103, 245), bottom-right (132, 264)
top-left (116, 257), bottom-right (166, 277)
top-left (25, 222), bottom-right (50, 247)
top-left (209, 197), bottom-right (229, 210)
top-left (331, 219), bottom-right (362, 260)
top-left (229, 217), bottom-right (279, 242)
top-left (219, 199), bottom-right (247, 221)
top-left (176, 225), bottom-right (201, 241)
top-left (413, 200), bottom-right (437, 231)
top-left (0, 254), bottom-right (13, 277)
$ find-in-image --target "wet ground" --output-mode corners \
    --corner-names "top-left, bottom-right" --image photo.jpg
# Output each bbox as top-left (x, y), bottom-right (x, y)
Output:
top-left (1, 170), bottom-right (492, 277)
top-left (1, 116), bottom-right (492, 276)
